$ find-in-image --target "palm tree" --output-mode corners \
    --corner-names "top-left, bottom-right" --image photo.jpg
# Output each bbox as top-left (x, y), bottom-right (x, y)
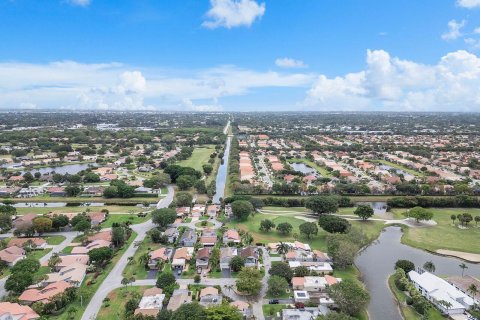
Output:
top-left (438, 300), bottom-right (452, 314)
top-left (276, 242), bottom-right (291, 256)
top-left (468, 284), bottom-right (478, 301)
top-left (459, 263), bottom-right (468, 277)
top-left (423, 261), bottom-right (436, 273)
top-left (121, 277), bottom-right (129, 291)
top-left (475, 216), bottom-right (480, 227)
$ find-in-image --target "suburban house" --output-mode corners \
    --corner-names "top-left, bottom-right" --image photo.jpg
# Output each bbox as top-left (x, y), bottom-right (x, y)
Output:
top-left (44, 263), bottom-right (87, 287)
top-left (47, 187), bottom-right (67, 197)
top-left (222, 229), bottom-right (241, 244)
top-left (7, 238), bottom-right (47, 250)
top-left (87, 231), bottom-right (112, 243)
top-left (82, 186), bottom-right (105, 197)
top-left (408, 270), bottom-right (476, 315)
top-left (196, 247), bottom-right (211, 270)
top-left (191, 204), bottom-right (206, 215)
top-left (220, 247), bottom-right (237, 270)
top-left (171, 247), bottom-right (193, 270)
top-left (199, 228), bottom-right (217, 247)
top-left (292, 276), bottom-right (341, 292)
top-left (71, 239), bottom-right (111, 255)
top-left (148, 247), bottom-right (174, 269)
top-left (0, 246), bottom-right (26, 266)
top-left (282, 306), bottom-right (327, 320)
top-left (167, 289), bottom-right (192, 311)
top-left (230, 301), bottom-right (251, 318)
top-left (206, 205), bottom-right (219, 218)
top-left (13, 214), bottom-right (37, 229)
top-left (179, 229), bottom-right (197, 247)
top-left (199, 287), bottom-right (222, 307)
top-left (0, 187), bottom-right (21, 197)
top-left (134, 287), bottom-right (165, 317)
top-left (240, 247), bottom-right (259, 268)
top-left (0, 302), bottom-right (39, 320)
top-left (52, 255), bottom-right (89, 272)
top-left (176, 207), bottom-right (190, 218)
top-left (288, 261), bottom-right (333, 274)
top-left (19, 281), bottom-right (73, 305)
top-left (86, 211), bottom-right (107, 226)
top-left (163, 228), bottom-right (179, 244)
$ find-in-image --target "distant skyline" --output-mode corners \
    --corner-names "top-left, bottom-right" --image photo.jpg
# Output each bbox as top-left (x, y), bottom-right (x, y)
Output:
top-left (1, 0), bottom-right (480, 112)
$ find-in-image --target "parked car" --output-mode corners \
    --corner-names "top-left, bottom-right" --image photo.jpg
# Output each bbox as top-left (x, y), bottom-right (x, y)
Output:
top-left (269, 299), bottom-right (279, 304)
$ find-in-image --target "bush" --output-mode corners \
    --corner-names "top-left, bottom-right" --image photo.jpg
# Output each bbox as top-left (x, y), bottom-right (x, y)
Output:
top-left (395, 259), bottom-right (415, 274)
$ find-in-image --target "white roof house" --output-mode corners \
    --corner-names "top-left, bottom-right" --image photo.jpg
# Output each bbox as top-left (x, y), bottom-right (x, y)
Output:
top-left (408, 270), bottom-right (475, 315)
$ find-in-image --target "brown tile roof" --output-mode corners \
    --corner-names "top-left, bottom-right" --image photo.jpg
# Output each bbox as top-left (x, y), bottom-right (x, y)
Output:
top-left (0, 302), bottom-right (39, 320)
top-left (7, 238), bottom-right (46, 248)
top-left (19, 281), bottom-right (72, 304)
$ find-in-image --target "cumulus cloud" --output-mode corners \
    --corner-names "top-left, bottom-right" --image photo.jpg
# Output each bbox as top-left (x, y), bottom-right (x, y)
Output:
top-left (202, 0), bottom-right (265, 29)
top-left (305, 49), bottom-right (480, 111)
top-left (275, 58), bottom-right (308, 69)
top-left (441, 19), bottom-right (466, 40)
top-left (66, 0), bottom-right (91, 7)
top-left (457, 0), bottom-right (480, 8)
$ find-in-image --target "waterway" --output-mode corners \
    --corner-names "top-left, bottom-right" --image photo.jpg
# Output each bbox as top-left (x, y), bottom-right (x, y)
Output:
top-left (18, 163), bottom-right (95, 175)
top-left (355, 226), bottom-right (480, 320)
top-left (212, 136), bottom-right (231, 203)
top-left (290, 163), bottom-right (321, 176)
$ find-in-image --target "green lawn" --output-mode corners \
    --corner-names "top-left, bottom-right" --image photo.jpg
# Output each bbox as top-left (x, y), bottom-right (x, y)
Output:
top-left (16, 205), bottom-right (145, 216)
top-left (227, 210), bottom-right (385, 250)
top-left (97, 286), bottom-right (150, 320)
top-left (286, 158), bottom-right (333, 178)
top-left (388, 274), bottom-right (445, 320)
top-left (122, 236), bottom-right (162, 280)
top-left (8, 197), bottom-right (158, 204)
top-left (262, 304), bottom-right (288, 317)
top-left (44, 235), bottom-right (65, 245)
top-left (371, 159), bottom-right (424, 177)
top-left (50, 231), bottom-right (138, 320)
top-left (399, 208), bottom-right (480, 254)
top-left (177, 145), bottom-right (216, 171)
top-left (101, 213), bottom-right (150, 228)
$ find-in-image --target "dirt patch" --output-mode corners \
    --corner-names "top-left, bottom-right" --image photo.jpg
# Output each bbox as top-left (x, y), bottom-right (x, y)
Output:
top-left (436, 249), bottom-right (480, 263)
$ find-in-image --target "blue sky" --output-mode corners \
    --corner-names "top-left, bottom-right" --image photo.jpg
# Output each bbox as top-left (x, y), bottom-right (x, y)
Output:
top-left (1, 0), bottom-right (480, 111)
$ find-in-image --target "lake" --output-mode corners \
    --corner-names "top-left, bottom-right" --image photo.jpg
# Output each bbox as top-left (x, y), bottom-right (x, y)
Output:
top-left (356, 226), bottom-right (480, 320)
top-left (290, 162), bottom-right (320, 176)
top-left (19, 163), bottom-right (96, 175)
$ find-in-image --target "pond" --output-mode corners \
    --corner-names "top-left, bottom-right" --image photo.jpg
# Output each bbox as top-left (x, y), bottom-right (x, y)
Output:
top-left (19, 163), bottom-right (96, 175)
top-left (355, 226), bottom-right (480, 320)
top-left (12, 202), bottom-right (105, 208)
top-left (290, 163), bottom-right (320, 176)
top-left (356, 201), bottom-right (387, 215)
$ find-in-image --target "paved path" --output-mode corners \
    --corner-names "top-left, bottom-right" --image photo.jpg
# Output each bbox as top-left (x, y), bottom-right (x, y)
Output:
top-left (81, 185), bottom-right (174, 320)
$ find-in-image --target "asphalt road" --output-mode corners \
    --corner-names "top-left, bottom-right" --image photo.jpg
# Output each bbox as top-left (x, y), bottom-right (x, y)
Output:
top-left (81, 185), bottom-right (174, 320)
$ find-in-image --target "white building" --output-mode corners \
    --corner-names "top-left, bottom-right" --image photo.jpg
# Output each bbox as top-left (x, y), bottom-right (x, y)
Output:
top-left (408, 270), bottom-right (475, 315)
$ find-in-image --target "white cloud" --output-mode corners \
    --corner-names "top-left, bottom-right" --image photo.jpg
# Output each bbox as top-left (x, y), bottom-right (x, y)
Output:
top-left (67, 0), bottom-right (91, 7)
top-left (441, 19), bottom-right (466, 40)
top-left (474, 27), bottom-right (480, 34)
top-left (457, 0), bottom-right (480, 8)
top-left (202, 0), bottom-right (265, 29)
top-left (305, 49), bottom-right (480, 111)
top-left (0, 61), bottom-right (312, 111)
top-left (275, 58), bottom-right (308, 69)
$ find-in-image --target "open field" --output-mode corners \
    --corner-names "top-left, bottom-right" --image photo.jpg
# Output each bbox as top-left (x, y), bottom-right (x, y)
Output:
top-left (97, 286), bottom-right (150, 320)
top-left (50, 231), bottom-right (138, 320)
top-left (286, 158), bottom-right (333, 177)
top-left (398, 208), bottom-right (480, 254)
top-left (226, 211), bottom-right (385, 251)
top-left (177, 145), bottom-right (216, 171)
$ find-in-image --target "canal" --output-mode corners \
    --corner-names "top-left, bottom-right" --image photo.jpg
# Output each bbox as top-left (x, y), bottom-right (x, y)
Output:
top-left (355, 226), bottom-right (480, 320)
